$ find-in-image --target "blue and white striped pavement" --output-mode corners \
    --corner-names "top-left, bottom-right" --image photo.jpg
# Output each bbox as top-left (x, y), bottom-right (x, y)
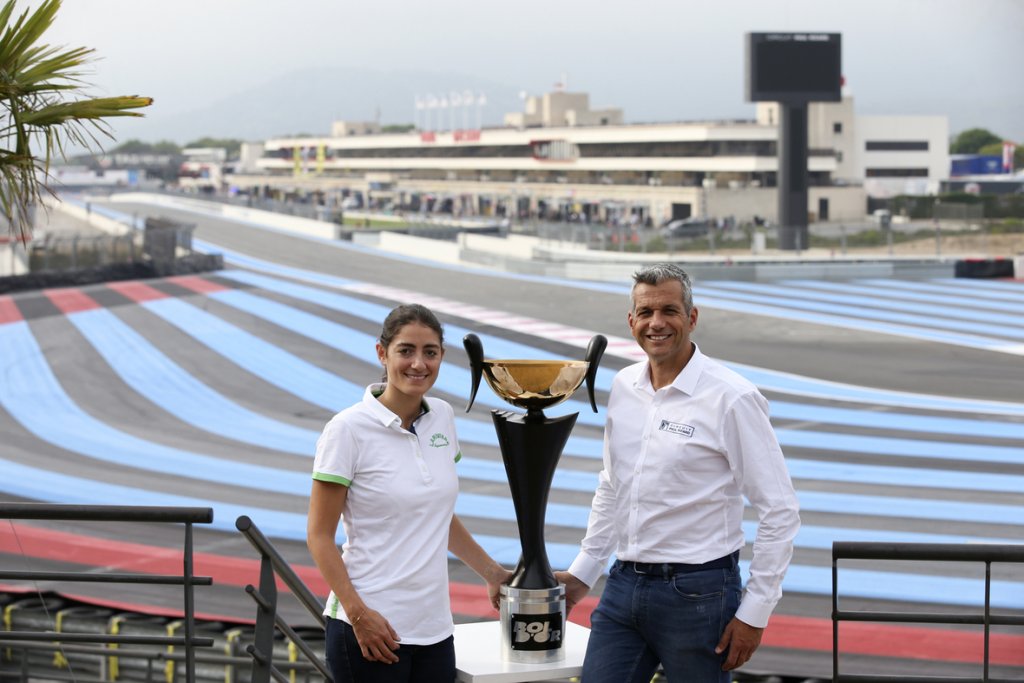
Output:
top-left (2, 196), bottom-right (1022, 613)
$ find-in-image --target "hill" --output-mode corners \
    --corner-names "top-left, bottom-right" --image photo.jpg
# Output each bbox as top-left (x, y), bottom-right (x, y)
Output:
top-left (118, 67), bottom-right (525, 143)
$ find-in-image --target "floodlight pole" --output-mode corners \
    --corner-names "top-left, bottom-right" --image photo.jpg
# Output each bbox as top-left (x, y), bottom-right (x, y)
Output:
top-left (778, 101), bottom-right (809, 251)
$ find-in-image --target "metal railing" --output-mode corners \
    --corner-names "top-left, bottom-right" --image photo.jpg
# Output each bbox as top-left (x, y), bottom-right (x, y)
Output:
top-left (234, 516), bottom-right (332, 683)
top-left (0, 640), bottom-right (328, 683)
top-left (832, 542), bottom-right (1024, 683)
top-left (0, 640), bottom-right (157, 682)
top-left (28, 232), bottom-right (139, 272)
top-left (0, 503), bottom-right (215, 683)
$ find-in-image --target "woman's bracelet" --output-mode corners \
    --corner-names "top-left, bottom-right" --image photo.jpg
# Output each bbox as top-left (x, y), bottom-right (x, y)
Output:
top-left (352, 608), bottom-right (367, 626)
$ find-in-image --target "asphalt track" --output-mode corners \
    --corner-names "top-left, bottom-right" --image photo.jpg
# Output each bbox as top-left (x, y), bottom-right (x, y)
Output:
top-left (1, 195), bottom-right (1023, 680)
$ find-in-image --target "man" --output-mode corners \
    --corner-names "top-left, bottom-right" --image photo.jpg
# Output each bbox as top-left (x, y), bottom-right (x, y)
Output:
top-left (557, 263), bottom-right (800, 682)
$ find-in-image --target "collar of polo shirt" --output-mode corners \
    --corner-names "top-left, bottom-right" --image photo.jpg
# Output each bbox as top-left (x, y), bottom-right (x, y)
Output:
top-left (367, 382), bottom-right (431, 428)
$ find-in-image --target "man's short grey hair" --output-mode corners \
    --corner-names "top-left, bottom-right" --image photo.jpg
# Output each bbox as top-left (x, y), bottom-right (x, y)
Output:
top-left (631, 263), bottom-right (693, 312)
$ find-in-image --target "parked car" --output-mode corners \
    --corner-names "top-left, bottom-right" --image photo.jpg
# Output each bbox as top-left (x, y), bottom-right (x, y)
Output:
top-left (659, 217), bottom-right (715, 239)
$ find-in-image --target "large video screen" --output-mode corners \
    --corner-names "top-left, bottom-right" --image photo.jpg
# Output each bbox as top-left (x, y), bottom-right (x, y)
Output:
top-left (746, 32), bottom-right (842, 102)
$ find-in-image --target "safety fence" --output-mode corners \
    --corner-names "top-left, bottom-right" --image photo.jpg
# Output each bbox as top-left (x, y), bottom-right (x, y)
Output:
top-left (28, 233), bottom-right (140, 272)
top-left (832, 541), bottom-right (1024, 683)
top-left (234, 516), bottom-right (331, 683)
top-left (0, 506), bottom-right (330, 683)
top-left (0, 504), bottom-right (212, 683)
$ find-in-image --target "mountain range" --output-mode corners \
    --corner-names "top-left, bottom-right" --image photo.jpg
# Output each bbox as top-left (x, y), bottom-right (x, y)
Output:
top-left (116, 67), bottom-right (529, 144)
top-left (105, 65), bottom-right (1020, 148)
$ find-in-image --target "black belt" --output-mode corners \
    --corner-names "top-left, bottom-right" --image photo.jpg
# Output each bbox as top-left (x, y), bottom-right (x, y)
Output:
top-left (618, 551), bottom-right (738, 578)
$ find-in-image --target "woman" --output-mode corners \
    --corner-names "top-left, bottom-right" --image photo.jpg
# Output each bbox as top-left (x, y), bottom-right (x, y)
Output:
top-left (307, 303), bottom-right (509, 682)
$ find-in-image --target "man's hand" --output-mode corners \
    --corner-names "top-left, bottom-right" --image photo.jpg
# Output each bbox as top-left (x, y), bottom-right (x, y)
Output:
top-left (715, 617), bottom-right (763, 671)
top-left (554, 570), bottom-right (590, 616)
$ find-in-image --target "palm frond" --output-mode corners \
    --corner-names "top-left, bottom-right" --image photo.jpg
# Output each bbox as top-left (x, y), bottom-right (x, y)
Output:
top-left (0, 154), bottom-right (41, 242)
top-left (16, 46), bottom-right (95, 89)
top-left (19, 96), bottom-right (152, 127)
top-left (1, 0), bottom-right (152, 238)
top-left (0, 0), bottom-right (60, 69)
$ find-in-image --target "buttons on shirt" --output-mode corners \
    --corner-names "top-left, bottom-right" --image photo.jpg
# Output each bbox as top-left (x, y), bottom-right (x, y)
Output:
top-left (410, 435), bottom-right (433, 483)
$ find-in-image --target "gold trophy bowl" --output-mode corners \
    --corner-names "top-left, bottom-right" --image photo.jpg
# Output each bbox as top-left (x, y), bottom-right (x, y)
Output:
top-left (463, 333), bottom-right (607, 664)
top-left (481, 360), bottom-right (589, 412)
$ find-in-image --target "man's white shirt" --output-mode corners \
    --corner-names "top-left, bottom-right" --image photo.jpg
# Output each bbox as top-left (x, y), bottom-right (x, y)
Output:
top-left (568, 344), bottom-right (800, 628)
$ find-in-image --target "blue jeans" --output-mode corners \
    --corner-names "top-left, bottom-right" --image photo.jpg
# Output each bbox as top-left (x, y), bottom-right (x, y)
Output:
top-left (582, 558), bottom-right (742, 683)
top-left (324, 618), bottom-right (455, 683)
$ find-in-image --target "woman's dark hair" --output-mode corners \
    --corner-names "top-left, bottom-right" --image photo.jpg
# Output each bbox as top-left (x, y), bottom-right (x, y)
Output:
top-left (379, 303), bottom-right (445, 349)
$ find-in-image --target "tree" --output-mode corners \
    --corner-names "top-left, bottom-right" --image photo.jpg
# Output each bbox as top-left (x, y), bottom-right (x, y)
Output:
top-left (109, 139), bottom-right (181, 155)
top-left (0, 0), bottom-right (152, 239)
top-left (110, 138), bottom-right (158, 154)
top-left (978, 142), bottom-right (1024, 171)
top-left (950, 128), bottom-right (1002, 154)
top-left (183, 137), bottom-right (243, 158)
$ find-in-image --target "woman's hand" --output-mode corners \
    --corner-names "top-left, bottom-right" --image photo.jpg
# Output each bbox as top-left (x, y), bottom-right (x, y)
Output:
top-left (484, 565), bottom-right (514, 610)
top-left (351, 608), bottom-right (401, 663)
top-left (446, 515), bottom-right (512, 611)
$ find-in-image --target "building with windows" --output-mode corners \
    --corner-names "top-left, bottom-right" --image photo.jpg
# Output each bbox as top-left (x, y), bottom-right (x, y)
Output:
top-left (228, 89), bottom-right (949, 227)
top-left (504, 90), bottom-right (624, 128)
top-left (757, 96), bottom-right (949, 199)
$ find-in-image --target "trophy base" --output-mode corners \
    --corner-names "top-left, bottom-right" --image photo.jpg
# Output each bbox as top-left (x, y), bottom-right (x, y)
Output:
top-left (499, 585), bottom-right (566, 664)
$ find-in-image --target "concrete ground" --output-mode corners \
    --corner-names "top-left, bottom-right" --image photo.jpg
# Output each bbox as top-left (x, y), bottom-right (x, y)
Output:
top-left (2, 196), bottom-right (1021, 681)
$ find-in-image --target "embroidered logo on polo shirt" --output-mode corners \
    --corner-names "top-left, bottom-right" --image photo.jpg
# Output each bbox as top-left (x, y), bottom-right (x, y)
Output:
top-left (659, 420), bottom-right (694, 437)
top-left (429, 433), bottom-right (450, 448)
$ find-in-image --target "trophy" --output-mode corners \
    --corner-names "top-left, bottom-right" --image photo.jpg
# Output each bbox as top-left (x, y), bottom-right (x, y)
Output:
top-left (464, 333), bottom-right (607, 663)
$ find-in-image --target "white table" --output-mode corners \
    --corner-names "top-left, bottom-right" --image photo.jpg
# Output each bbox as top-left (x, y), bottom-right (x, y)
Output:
top-left (454, 620), bottom-right (590, 683)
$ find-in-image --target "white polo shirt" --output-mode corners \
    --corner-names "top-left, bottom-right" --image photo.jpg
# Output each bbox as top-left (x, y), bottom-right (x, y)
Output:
top-left (568, 345), bottom-right (800, 628)
top-left (312, 383), bottom-right (462, 645)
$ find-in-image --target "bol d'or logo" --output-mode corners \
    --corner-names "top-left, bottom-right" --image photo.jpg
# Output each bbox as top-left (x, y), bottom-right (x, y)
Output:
top-left (510, 614), bottom-right (562, 651)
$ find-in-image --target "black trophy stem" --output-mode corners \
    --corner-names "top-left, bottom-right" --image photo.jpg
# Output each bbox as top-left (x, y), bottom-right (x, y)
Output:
top-left (463, 333), bottom-right (484, 413)
top-left (492, 409), bottom-right (578, 589)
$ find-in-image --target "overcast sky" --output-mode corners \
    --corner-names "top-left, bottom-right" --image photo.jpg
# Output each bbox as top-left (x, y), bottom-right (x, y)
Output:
top-left (36, 0), bottom-right (1024, 143)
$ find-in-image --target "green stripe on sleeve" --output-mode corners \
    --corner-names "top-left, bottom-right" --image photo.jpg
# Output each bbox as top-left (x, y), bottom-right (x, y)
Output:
top-left (454, 451), bottom-right (462, 463)
top-left (312, 472), bottom-right (352, 486)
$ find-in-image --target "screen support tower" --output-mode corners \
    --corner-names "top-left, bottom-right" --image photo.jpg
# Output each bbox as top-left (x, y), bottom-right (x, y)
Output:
top-left (778, 101), bottom-right (808, 251)
top-left (746, 32), bottom-right (841, 251)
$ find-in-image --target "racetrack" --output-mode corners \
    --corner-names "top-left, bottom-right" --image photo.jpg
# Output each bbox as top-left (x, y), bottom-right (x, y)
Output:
top-left (2, 195), bottom-right (1022, 680)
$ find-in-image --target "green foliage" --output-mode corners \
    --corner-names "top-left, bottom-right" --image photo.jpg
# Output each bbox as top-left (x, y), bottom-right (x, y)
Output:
top-left (111, 138), bottom-right (181, 155)
top-left (889, 196), bottom-right (930, 219)
top-left (381, 124), bottom-right (415, 133)
top-left (950, 128), bottom-right (1002, 154)
top-left (110, 138), bottom-right (150, 154)
top-left (988, 194), bottom-right (1024, 219)
top-left (988, 218), bottom-right (1024, 234)
top-left (889, 192), bottom-right (1024, 221)
top-left (633, 233), bottom-right (749, 254)
top-left (617, 214), bottom-right (1024, 255)
top-left (643, 235), bottom-right (667, 252)
top-left (977, 142), bottom-right (1024, 169)
top-left (937, 192), bottom-right (1024, 219)
top-left (0, 0), bottom-right (151, 238)
top-left (151, 140), bottom-right (182, 155)
top-left (341, 215), bottom-right (409, 228)
top-left (940, 192), bottom-right (984, 204)
top-left (184, 137), bottom-right (243, 157)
